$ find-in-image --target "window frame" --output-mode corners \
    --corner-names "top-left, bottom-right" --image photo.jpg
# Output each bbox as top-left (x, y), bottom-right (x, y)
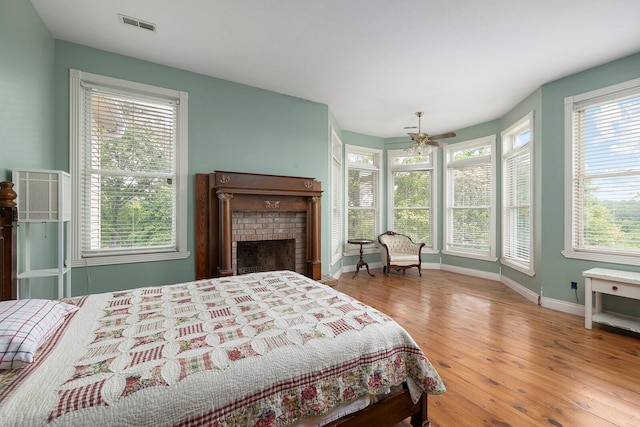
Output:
top-left (563, 76), bottom-right (640, 265)
top-left (330, 128), bottom-right (343, 265)
top-left (443, 135), bottom-right (497, 261)
top-left (501, 112), bottom-right (534, 276)
top-left (69, 69), bottom-right (189, 267)
top-left (344, 144), bottom-right (382, 255)
top-left (386, 149), bottom-right (438, 252)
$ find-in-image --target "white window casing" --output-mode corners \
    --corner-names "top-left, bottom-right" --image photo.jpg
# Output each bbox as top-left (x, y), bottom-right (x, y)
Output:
top-left (387, 149), bottom-right (438, 252)
top-left (330, 128), bottom-right (343, 265)
top-left (501, 112), bottom-right (534, 276)
top-left (563, 77), bottom-right (640, 265)
top-left (345, 145), bottom-right (382, 255)
top-left (443, 135), bottom-right (497, 261)
top-left (69, 69), bottom-right (189, 266)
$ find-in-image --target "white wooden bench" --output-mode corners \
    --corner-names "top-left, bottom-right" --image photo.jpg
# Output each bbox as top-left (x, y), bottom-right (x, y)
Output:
top-left (583, 268), bottom-right (640, 332)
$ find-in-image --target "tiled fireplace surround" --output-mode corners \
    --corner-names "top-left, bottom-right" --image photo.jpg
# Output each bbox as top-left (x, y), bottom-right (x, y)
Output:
top-left (232, 211), bottom-right (306, 275)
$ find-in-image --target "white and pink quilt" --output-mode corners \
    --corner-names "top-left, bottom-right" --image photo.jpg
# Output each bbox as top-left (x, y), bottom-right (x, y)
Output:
top-left (0, 270), bottom-right (444, 426)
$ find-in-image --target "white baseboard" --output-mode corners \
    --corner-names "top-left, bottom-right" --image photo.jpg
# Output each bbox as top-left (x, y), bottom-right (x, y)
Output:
top-left (500, 274), bottom-right (540, 305)
top-left (540, 296), bottom-right (585, 317)
top-left (440, 264), bottom-right (501, 281)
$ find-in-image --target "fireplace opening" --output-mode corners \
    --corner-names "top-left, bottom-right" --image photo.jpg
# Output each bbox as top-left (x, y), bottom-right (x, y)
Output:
top-left (237, 239), bottom-right (295, 275)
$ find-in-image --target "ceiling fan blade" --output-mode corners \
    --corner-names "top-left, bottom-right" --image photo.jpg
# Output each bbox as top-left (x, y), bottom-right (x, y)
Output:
top-left (407, 132), bottom-right (418, 140)
top-left (428, 131), bottom-right (456, 140)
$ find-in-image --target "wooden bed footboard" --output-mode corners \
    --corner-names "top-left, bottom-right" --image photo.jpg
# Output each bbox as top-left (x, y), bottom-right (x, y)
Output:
top-left (0, 181), bottom-right (18, 301)
top-left (327, 387), bottom-right (429, 427)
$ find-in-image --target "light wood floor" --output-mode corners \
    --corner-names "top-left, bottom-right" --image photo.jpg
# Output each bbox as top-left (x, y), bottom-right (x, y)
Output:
top-left (334, 268), bottom-right (640, 427)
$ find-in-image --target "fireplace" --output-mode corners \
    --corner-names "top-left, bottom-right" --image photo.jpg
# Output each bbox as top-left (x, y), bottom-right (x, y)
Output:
top-left (195, 171), bottom-right (322, 280)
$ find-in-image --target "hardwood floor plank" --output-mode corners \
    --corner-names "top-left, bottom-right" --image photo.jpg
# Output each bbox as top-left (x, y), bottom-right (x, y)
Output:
top-left (335, 268), bottom-right (640, 427)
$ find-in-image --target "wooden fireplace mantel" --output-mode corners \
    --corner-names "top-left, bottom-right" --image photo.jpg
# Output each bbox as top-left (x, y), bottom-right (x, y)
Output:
top-left (195, 171), bottom-right (322, 280)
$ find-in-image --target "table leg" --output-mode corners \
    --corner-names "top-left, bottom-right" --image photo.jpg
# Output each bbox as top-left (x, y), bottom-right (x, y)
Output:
top-left (352, 261), bottom-right (361, 278)
top-left (352, 243), bottom-right (375, 278)
top-left (585, 277), bottom-right (592, 329)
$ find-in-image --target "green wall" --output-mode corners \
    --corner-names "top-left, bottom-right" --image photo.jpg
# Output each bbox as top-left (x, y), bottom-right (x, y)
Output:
top-left (0, 0), bottom-right (57, 298)
top-left (0, 0), bottom-right (54, 178)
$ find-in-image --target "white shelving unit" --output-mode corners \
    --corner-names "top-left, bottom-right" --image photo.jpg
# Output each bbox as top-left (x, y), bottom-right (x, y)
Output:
top-left (13, 169), bottom-right (71, 299)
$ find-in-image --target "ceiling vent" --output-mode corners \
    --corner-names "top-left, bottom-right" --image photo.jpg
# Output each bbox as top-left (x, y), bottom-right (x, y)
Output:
top-left (118, 14), bottom-right (156, 32)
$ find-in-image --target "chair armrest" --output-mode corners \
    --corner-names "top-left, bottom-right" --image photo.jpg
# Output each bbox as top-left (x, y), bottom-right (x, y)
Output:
top-left (379, 243), bottom-right (389, 263)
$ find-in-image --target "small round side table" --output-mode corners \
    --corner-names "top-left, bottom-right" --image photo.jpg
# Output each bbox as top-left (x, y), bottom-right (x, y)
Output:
top-left (348, 239), bottom-right (375, 278)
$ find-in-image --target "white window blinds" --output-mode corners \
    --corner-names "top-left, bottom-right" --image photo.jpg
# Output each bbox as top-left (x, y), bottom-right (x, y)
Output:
top-left (80, 85), bottom-right (178, 256)
top-left (449, 164), bottom-right (491, 253)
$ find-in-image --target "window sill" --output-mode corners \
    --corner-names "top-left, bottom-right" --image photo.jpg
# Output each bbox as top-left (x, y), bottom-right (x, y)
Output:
top-left (500, 258), bottom-right (535, 277)
top-left (71, 251), bottom-right (191, 267)
top-left (442, 250), bottom-right (498, 262)
top-left (561, 250), bottom-right (640, 267)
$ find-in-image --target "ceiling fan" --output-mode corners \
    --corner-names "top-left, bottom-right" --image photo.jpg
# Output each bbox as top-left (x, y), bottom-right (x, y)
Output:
top-left (405, 112), bottom-right (456, 155)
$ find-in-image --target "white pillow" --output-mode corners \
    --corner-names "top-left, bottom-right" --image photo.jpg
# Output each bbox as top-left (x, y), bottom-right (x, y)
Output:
top-left (0, 299), bottom-right (78, 369)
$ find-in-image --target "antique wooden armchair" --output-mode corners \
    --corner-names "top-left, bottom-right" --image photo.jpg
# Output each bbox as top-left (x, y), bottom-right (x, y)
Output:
top-left (378, 231), bottom-right (425, 276)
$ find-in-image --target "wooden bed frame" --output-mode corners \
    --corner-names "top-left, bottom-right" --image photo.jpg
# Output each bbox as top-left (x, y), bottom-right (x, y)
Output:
top-left (0, 181), bottom-right (17, 301)
top-left (0, 179), bottom-right (431, 427)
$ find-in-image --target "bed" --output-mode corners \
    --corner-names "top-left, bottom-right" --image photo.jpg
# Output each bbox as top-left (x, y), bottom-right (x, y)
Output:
top-left (0, 181), bottom-right (445, 427)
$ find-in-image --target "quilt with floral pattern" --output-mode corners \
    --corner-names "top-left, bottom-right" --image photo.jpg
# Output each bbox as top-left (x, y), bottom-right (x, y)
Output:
top-left (0, 270), bottom-right (445, 426)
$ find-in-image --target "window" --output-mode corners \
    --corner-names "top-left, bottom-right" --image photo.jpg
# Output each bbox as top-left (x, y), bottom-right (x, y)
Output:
top-left (444, 136), bottom-right (497, 260)
top-left (345, 145), bottom-right (381, 251)
top-left (501, 113), bottom-right (534, 275)
top-left (69, 69), bottom-right (189, 266)
top-left (387, 149), bottom-right (437, 249)
top-left (330, 129), bottom-right (343, 264)
top-left (564, 77), bottom-right (640, 265)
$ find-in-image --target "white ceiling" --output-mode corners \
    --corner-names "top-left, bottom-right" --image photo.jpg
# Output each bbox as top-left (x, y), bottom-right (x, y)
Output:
top-left (31, 0), bottom-right (640, 138)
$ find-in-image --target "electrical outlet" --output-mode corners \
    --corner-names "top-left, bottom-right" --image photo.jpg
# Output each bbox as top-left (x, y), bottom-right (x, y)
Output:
top-left (570, 281), bottom-right (577, 290)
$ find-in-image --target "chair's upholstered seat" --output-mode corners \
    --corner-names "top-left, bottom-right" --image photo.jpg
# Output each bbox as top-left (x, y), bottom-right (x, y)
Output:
top-left (388, 253), bottom-right (421, 265)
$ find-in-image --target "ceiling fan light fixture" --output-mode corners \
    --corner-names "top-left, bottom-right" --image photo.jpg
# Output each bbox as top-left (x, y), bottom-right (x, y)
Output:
top-left (405, 142), bottom-right (432, 156)
top-left (406, 112), bottom-right (432, 156)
